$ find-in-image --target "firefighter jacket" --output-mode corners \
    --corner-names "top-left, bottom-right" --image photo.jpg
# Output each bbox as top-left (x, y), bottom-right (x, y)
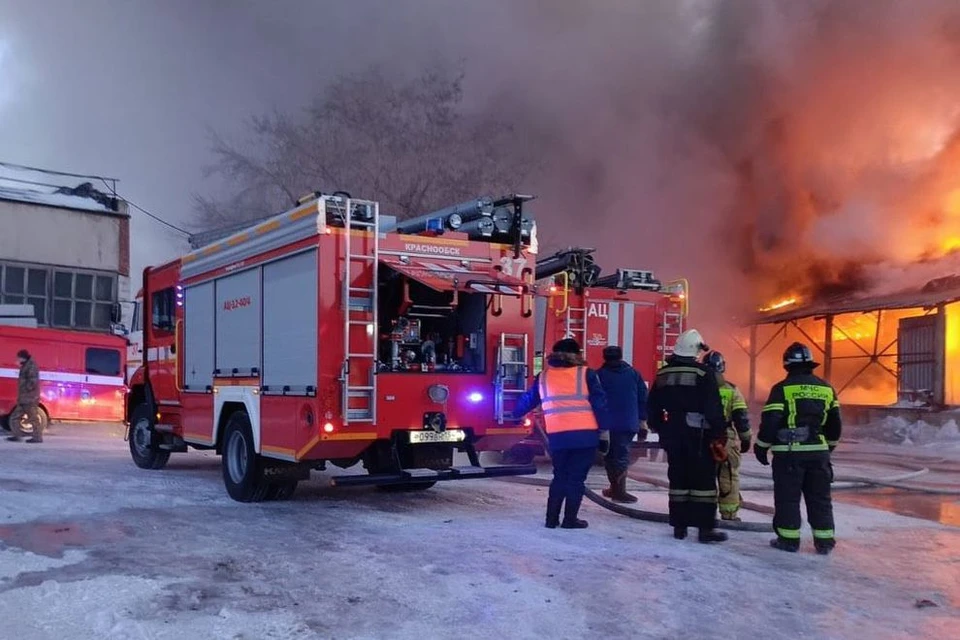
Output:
top-left (757, 371), bottom-right (842, 454)
top-left (716, 373), bottom-right (751, 441)
top-left (647, 355), bottom-right (726, 452)
top-left (597, 360), bottom-right (647, 433)
top-left (17, 357), bottom-right (40, 406)
top-left (514, 351), bottom-right (607, 451)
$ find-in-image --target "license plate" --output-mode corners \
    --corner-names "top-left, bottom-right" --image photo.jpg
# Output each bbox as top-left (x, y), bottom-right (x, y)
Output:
top-left (409, 429), bottom-right (466, 444)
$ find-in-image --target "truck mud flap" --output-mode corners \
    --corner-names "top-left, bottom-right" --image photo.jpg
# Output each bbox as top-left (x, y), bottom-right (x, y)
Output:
top-left (329, 464), bottom-right (537, 487)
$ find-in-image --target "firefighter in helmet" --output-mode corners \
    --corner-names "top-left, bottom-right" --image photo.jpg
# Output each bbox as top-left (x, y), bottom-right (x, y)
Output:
top-left (647, 329), bottom-right (728, 543)
top-left (514, 338), bottom-right (608, 529)
top-left (703, 351), bottom-right (752, 521)
top-left (755, 342), bottom-right (842, 554)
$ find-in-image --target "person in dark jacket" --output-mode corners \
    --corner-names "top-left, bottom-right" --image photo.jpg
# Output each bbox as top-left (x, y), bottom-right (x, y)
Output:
top-left (596, 345), bottom-right (647, 504)
top-left (647, 329), bottom-right (728, 543)
top-left (8, 349), bottom-right (42, 443)
top-left (514, 338), bottom-right (608, 529)
top-left (755, 342), bottom-right (842, 554)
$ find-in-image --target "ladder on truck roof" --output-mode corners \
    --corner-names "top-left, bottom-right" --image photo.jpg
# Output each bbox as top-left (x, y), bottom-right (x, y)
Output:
top-left (495, 333), bottom-right (529, 425)
top-left (334, 195), bottom-right (380, 424)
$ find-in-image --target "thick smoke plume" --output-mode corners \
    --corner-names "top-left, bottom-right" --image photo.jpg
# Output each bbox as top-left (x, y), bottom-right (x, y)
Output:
top-left (472, 0), bottom-right (960, 320)
top-left (666, 0), bottom-right (960, 310)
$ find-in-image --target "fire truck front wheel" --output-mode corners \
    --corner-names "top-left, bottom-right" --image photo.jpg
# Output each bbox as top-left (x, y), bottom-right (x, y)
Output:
top-left (129, 404), bottom-right (171, 470)
top-left (221, 411), bottom-right (270, 502)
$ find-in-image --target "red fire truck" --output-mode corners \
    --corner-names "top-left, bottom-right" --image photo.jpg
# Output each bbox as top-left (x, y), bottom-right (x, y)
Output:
top-left (126, 193), bottom-right (540, 501)
top-left (503, 248), bottom-right (687, 463)
top-left (0, 324), bottom-right (127, 434)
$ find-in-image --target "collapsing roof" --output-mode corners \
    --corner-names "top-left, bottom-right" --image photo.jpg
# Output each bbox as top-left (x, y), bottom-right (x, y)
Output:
top-left (753, 274), bottom-right (960, 324)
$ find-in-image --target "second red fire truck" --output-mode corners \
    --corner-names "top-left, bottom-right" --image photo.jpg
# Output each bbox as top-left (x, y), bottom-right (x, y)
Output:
top-left (126, 193), bottom-right (540, 501)
top-left (503, 248), bottom-right (687, 463)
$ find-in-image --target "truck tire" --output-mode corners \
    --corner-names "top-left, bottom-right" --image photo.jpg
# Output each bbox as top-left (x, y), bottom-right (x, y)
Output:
top-left (129, 404), bottom-right (171, 470)
top-left (221, 411), bottom-right (270, 502)
top-left (501, 446), bottom-right (536, 466)
top-left (4, 406), bottom-right (49, 437)
top-left (265, 481), bottom-right (299, 501)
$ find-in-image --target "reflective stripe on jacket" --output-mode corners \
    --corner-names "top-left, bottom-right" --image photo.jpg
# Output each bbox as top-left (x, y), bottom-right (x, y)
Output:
top-left (539, 365), bottom-right (599, 435)
top-left (758, 373), bottom-right (841, 453)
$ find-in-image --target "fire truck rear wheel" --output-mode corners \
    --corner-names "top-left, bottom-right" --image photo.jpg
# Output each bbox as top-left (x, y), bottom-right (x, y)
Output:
top-left (265, 481), bottom-right (298, 501)
top-left (222, 411), bottom-right (270, 502)
top-left (129, 404), bottom-right (171, 470)
top-left (3, 405), bottom-right (49, 437)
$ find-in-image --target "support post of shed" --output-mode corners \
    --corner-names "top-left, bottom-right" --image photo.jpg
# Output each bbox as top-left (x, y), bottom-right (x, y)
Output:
top-left (749, 324), bottom-right (757, 403)
top-left (935, 303), bottom-right (946, 406)
top-left (823, 314), bottom-right (834, 383)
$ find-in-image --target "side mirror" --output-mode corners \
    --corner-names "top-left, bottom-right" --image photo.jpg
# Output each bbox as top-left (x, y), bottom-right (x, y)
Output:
top-left (111, 302), bottom-right (122, 323)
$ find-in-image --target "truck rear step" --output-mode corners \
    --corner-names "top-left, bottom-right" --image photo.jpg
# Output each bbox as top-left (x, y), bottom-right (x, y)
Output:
top-left (329, 464), bottom-right (537, 487)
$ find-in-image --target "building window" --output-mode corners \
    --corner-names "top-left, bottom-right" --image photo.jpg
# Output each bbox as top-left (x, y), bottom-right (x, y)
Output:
top-left (152, 287), bottom-right (176, 332)
top-left (27, 268), bottom-right (47, 324)
top-left (0, 261), bottom-right (117, 331)
top-left (52, 268), bottom-right (117, 330)
top-left (85, 347), bottom-right (121, 377)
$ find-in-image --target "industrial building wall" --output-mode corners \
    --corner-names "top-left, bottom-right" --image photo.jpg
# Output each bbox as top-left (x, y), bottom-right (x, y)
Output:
top-left (0, 201), bottom-right (127, 274)
top-left (0, 199), bottom-right (130, 332)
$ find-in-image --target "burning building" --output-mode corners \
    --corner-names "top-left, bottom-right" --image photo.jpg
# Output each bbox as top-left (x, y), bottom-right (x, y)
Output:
top-left (743, 266), bottom-right (960, 411)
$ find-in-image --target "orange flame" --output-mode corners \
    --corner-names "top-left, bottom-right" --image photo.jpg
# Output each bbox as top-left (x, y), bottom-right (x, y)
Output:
top-left (758, 296), bottom-right (799, 313)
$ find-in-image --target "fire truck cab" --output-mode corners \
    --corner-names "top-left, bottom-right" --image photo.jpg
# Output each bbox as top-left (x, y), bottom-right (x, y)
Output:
top-left (503, 248), bottom-right (687, 463)
top-left (126, 193), bottom-right (540, 501)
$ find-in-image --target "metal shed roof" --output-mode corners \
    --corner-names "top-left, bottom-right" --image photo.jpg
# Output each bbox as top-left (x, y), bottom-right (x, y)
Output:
top-left (753, 278), bottom-right (960, 324)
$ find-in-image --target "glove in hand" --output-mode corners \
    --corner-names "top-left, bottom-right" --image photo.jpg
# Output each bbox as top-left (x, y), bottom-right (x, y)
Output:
top-left (753, 444), bottom-right (769, 466)
top-left (598, 430), bottom-right (610, 455)
top-left (740, 436), bottom-right (752, 454)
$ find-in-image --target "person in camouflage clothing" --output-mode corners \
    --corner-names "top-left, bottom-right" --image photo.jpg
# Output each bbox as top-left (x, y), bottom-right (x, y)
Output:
top-left (8, 349), bottom-right (43, 443)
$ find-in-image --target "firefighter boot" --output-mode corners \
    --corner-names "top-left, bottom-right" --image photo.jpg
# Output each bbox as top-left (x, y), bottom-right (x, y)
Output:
top-left (698, 529), bottom-right (728, 543)
top-left (601, 467), bottom-right (618, 500)
top-left (673, 527), bottom-right (688, 540)
top-left (602, 470), bottom-right (639, 504)
top-left (815, 540), bottom-right (836, 556)
top-left (545, 496), bottom-right (563, 529)
top-left (770, 538), bottom-right (800, 553)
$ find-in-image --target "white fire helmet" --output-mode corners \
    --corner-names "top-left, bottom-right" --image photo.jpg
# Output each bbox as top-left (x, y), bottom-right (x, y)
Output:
top-left (673, 329), bottom-right (709, 358)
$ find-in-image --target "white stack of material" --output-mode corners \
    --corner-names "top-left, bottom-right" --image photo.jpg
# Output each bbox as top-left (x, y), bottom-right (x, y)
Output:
top-left (0, 304), bottom-right (38, 328)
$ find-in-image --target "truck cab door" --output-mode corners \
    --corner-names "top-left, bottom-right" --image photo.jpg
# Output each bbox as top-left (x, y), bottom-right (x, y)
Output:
top-left (51, 344), bottom-right (80, 421)
top-left (80, 346), bottom-right (125, 422)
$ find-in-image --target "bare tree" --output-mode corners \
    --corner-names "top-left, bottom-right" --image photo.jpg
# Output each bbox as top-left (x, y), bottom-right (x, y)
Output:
top-left (194, 64), bottom-right (538, 229)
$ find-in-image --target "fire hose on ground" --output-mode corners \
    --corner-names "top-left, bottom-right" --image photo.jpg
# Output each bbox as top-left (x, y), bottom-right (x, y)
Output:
top-left (500, 475), bottom-right (773, 533)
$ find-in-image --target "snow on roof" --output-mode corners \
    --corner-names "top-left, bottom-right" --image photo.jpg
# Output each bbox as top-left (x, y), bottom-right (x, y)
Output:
top-left (0, 163), bottom-right (123, 215)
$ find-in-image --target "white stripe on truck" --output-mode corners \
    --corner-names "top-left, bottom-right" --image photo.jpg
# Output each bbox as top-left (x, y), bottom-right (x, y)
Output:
top-left (0, 368), bottom-right (124, 387)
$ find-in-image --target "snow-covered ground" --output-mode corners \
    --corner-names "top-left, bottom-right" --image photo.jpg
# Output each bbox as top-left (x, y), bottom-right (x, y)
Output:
top-left (855, 415), bottom-right (960, 449)
top-left (0, 424), bottom-right (957, 639)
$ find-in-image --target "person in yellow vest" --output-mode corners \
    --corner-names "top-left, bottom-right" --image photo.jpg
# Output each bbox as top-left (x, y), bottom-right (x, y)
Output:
top-left (703, 351), bottom-right (752, 521)
top-left (514, 338), bottom-right (608, 529)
